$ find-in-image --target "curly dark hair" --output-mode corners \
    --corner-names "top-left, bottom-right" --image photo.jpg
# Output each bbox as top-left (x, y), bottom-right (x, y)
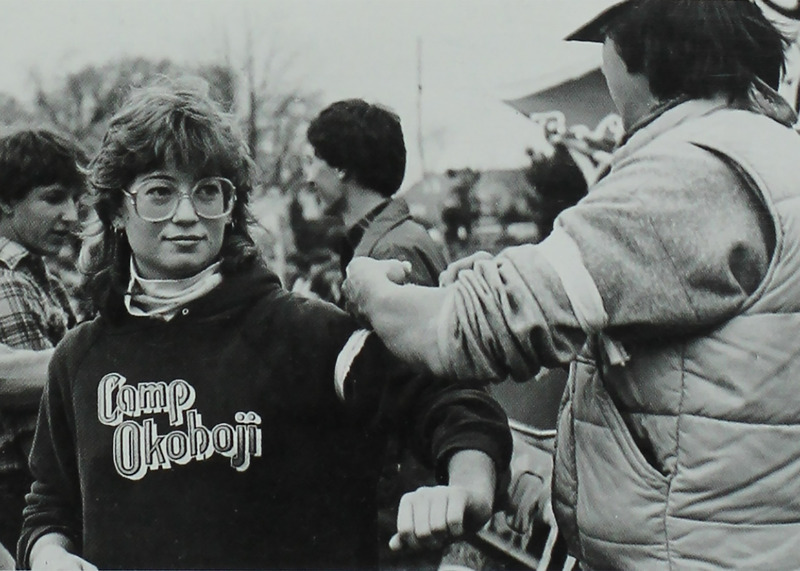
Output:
top-left (606, 0), bottom-right (790, 102)
top-left (81, 78), bottom-right (259, 303)
top-left (307, 99), bottom-right (406, 197)
top-left (0, 127), bottom-right (87, 204)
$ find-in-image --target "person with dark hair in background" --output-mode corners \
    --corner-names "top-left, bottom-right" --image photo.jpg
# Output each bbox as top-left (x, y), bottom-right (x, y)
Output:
top-left (18, 80), bottom-right (511, 570)
top-left (0, 128), bottom-right (86, 568)
top-left (344, 0), bottom-right (800, 567)
top-left (306, 99), bottom-right (447, 288)
top-left (306, 99), bottom-right (450, 569)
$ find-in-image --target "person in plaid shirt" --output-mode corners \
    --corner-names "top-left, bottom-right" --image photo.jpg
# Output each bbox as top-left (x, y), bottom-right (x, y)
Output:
top-left (0, 128), bottom-right (86, 567)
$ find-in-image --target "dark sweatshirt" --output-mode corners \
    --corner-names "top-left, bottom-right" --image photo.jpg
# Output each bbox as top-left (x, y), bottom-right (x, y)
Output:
top-left (19, 262), bottom-right (510, 570)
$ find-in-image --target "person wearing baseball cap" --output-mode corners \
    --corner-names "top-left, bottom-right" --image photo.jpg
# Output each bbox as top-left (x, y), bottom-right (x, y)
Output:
top-left (343, 1), bottom-right (800, 568)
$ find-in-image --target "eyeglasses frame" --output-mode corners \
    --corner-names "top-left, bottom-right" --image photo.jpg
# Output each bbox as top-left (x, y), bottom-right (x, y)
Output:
top-left (123, 176), bottom-right (237, 223)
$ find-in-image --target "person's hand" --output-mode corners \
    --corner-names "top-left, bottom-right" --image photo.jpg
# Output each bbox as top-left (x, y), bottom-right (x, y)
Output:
top-left (438, 251), bottom-right (493, 286)
top-left (342, 257), bottom-right (411, 321)
top-left (506, 470), bottom-right (554, 532)
top-left (389, 484), bottom-right (493, 552)
top-left (345, 257), bottom-right (412, 288)
top-left (30, 544), bottom-right (97, 571)
top-left (503, 434), bottom-right (555, 533)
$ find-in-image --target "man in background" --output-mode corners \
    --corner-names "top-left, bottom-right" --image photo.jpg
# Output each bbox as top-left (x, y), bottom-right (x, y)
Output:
top-left (306, 99), bottom-right (447, 289)
top-left (306, 99), bottom-right (449, 569)
top-left (0, 128), bottom-right (86, 567)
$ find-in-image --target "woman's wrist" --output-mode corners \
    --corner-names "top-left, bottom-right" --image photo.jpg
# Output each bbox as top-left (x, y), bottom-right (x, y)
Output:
top-left (447, 449), bottom-right (497, 524)
top-left (29, 532), bottom-right (73, 568)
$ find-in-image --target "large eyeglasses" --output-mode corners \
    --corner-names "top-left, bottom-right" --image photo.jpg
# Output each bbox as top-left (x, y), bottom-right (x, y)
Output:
top-left (124, 177), bottom-right (236, 223)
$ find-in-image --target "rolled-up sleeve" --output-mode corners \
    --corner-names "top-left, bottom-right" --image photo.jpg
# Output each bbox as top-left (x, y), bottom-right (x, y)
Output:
top-left (437, 238), bottom-right (586, 383)
top-left (435, 140), bottom-right (770, 383)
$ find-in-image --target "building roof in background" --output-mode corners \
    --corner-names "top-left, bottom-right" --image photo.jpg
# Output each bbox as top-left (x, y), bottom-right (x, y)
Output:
top-left (502, 61), bottom-right (616, 128)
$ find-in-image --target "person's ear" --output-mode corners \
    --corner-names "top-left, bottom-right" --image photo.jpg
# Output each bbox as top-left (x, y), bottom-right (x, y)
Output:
top-left (0, 201), bottom-right (14, 218)
top-left (336, 169), bottom-right (347, 181)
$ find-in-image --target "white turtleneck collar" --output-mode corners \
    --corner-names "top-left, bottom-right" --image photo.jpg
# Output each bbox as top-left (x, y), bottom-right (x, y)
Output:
top-left (124, 259), bottom-right (223, 321)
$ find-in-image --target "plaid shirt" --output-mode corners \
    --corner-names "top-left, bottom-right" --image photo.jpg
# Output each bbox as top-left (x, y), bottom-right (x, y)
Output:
top-left (0, 238), bottom-right (76, 474)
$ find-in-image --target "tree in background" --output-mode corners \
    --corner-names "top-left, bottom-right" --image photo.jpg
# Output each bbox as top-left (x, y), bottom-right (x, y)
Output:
top-left (28, 51), bottom-right (320, 198)
top-left (30, 57), bottom-right (237, 152)
top-left (238, 28), bottom-right (322, 194)
top-left (0, 94), bottom-right (33, 127)
top-left (236, 29), bottom-right (325, 285)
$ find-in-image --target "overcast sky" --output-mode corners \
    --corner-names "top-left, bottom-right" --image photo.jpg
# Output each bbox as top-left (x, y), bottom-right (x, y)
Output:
top-left (0, 1), bottom-right (630, 186)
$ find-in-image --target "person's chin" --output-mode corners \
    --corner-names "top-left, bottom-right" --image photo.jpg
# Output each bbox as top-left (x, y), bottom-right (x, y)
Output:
top-left (168, 252), bottom-right (218, 275)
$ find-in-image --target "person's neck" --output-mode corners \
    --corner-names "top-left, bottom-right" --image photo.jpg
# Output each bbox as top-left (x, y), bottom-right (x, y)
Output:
top-left (617, 74), bottom-right (660, 132)
top-left (622, 96), bottom-right (660, 132)
top-left (341, 186), bottom-right (388, 229)
top-left (0, 224), bottom-right (36, 256)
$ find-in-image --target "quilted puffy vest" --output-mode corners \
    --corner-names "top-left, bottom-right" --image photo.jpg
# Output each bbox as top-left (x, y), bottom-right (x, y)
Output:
top-left (552, 109), bottom-right (800, 570)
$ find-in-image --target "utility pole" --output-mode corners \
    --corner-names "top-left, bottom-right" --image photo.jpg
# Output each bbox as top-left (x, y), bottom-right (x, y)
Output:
top-left (416, 36), bottom-right (427, 175)
top-left (244, 24), bottom-right (259, 160)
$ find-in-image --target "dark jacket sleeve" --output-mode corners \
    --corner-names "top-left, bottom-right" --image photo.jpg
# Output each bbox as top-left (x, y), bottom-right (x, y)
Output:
top-left (342, 333), bottom-right (512, 483)
top-left (18, 337), bottom-right (83, 567)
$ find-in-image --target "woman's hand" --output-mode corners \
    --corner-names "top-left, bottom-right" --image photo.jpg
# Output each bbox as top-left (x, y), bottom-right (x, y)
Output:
top-left (390, 449), bottom-right (496, 552)
top-left (29, 533), bottom-right (98, 571)
top-left (389, 483), bottom-right (493, 552)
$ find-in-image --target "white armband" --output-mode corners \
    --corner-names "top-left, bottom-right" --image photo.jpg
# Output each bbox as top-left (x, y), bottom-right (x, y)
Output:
top-left (537, 226), bottom-right (629, 365)
top-left (334, 329), bottom-right (372, 401)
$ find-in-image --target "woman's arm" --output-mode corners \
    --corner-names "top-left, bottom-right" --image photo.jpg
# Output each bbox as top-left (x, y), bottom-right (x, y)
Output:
top-left (18, 350), bottom-right (83, 568)
top-left (333, 327), bottom-right (512, 551)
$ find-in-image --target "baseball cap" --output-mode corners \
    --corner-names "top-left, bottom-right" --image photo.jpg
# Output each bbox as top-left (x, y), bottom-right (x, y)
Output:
top-left (565, 0), bottom-right (635, 42)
